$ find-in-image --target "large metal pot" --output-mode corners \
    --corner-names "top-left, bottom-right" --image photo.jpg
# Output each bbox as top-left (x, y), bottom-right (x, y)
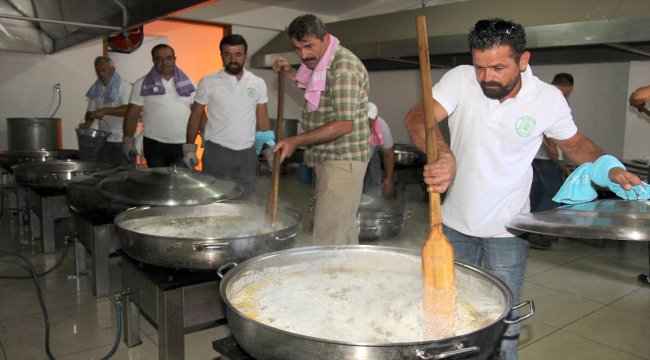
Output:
top-left (358, 194), bottom-right (411, 241)
top-left (7, 117), bottom-right (62, 150)
top-left (0, 149), bottom-right (79, 173)
top-left (114, 202), bottom-right (301, 270)
top-left (393, 143), bottom-right (425, 166)
top-left (219, 246), bottom-right (534, 360)
top-left (66, 166), bottom-right (132, 219)
top-left (13, 159), bottom-right (114, 191)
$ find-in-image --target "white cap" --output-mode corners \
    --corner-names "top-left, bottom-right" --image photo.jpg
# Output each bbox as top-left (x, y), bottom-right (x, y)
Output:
top-left (367, 102), bottom-right (378, 119)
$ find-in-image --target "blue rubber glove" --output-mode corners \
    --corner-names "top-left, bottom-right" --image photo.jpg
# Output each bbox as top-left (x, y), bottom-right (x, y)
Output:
top-left (254, 130), bottom-right (275, 155)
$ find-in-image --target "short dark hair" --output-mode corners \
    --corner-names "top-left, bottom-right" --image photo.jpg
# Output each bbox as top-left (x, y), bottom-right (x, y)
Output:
top-left (151, 44), bottom-right (175, 58)
top-left (220, 34), bottom-right (248, 54)
top-left (288, 14), bottom-right (328, 41)
top-left (468, 18), bottom-right (526, 60)
top-left (552, 73), bottom-right (574, 86)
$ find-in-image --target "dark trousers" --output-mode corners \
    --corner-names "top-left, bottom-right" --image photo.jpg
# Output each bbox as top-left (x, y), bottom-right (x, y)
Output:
top-left (143, 137), bottom-right (185, 168)
top-left (530, 159), bottom-right (566, 212)
top-left (201, 141), bottom-right (257, 200)
top-left (99, 141), bottom-right (132, 167)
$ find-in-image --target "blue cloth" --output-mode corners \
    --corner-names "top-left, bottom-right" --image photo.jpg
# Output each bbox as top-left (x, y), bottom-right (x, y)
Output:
top-left (553, 155), bottom-right (650, 204)
top-left (85, 73), bottom-right (121, 103)
top-left (254, 130), bottom-right (275, 155)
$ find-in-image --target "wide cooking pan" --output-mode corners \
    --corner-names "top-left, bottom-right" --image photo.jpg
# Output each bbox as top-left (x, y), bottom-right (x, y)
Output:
top-left (66, 166), bottom-right (132, 219)
top-left (114, 202), bottom-right (301, 270)
top-left (219, 246), bottom-right (534, 360)
top-left (13, 159), bottom-right (114, 191)
top-left (0, 149), bottom-right (79, 173)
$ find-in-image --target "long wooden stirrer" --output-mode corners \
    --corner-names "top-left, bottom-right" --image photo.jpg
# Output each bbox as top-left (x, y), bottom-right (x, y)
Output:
top-left (265, 69), bottom-right (284, 226)
top-left (416, 15), bottom-right (456, 337)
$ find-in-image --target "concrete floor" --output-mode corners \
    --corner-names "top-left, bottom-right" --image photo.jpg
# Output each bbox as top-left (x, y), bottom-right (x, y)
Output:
top-left (0, 165), bottom-right (648, 360)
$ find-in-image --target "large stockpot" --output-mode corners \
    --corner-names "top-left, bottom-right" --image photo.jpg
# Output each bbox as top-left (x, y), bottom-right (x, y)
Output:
top-left (13, 159), bottom-right (114, 192)
top-left (114, 202), bottom-right (301, 270)
top-left (392, 143), bottom-right (425, 166)
top-left (219, 246), bottom-right (534, 360)
top-left (7, 117), bottom-right (62, 150)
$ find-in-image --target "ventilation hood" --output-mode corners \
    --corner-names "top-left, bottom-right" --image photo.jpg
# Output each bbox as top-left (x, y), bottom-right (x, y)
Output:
top-left (251, 0), bottom-right (650, 70)
top-left (0, 0), bottom-right (211, 54)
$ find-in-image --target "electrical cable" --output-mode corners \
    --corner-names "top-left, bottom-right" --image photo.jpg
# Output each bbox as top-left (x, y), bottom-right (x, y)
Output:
top-left (0, 237), bottom-right (70, 279)
top-left (0, 247), bottom-right (56, 359)
top-left (49, 85), bottom-right (61, 118)
top-left (0, 247), bottom-right (123, 359)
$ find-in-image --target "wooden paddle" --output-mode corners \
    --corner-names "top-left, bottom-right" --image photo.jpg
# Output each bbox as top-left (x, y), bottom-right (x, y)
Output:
top-left (265, 69), bottom-right (285, 226)
top-left (416, 15), bottom-right (456, 337)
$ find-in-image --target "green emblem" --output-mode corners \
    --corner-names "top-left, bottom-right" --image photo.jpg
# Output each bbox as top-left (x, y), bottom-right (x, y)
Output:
top-left (515, 116), bottom-right (535, 137)
top-left (246, 87), bottom-right (257, 98)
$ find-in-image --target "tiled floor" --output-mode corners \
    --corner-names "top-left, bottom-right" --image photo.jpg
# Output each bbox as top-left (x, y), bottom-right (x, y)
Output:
top-left (0, 166), bottom-right (648, 360)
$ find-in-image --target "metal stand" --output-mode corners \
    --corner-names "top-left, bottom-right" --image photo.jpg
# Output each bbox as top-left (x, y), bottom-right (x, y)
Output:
top-left (26, 188), bottom-right (70, 253)
top-left (71, 210), bottom-right (120, 297)
top-left (120, 253), bottom-right (226, 360)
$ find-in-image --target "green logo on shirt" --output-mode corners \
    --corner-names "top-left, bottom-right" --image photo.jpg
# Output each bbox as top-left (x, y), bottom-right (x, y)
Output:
top-left (246, 87), bottom-right (257, 98)
top-left (515, 116), bottom-right (535, 137)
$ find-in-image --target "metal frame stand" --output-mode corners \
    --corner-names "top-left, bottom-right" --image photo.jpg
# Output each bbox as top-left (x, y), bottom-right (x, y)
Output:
top-left (26, 188), bottom-right (70, 253)
top-left (120, 254), bottom-right (226, 360)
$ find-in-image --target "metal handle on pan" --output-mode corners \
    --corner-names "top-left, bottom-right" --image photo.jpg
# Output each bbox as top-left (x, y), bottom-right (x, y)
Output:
top-left (274, 232), bottom-right (295, 241)
top-left (503, 299), bottom-right (535, 324)
top-left (195, 242), bottom-right (229, 251)
top-left (217, 262), bottom-right (237, 279)
top-left (413, 343), bottom-right (480, 359)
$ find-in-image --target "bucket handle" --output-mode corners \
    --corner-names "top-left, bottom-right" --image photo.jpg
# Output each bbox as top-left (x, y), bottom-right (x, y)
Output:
top-left (78, 118), bottom-right (110, 131)
top-left (412, 343), bottom-right (480, 360)
top-left (503, 299), bottom-right (535, 325)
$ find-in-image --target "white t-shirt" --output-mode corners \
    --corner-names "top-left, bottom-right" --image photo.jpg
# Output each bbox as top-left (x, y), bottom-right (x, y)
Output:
top-left (433, 65), bottom-right (577, 237)
top-left (194, 69), bottom-right (268, 150)
top-left (129, 76), bottom-right (196, 144)
top-left (86, 79), bottom-right (132, 142)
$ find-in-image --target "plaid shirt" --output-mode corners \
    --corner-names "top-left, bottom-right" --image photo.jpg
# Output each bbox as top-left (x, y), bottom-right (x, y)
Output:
top-left (302, 45), bottom-right (371, 166)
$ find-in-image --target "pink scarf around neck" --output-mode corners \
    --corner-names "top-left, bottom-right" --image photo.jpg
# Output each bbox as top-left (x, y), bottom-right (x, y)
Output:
top-left (295, 35), bottom-right (340, 112)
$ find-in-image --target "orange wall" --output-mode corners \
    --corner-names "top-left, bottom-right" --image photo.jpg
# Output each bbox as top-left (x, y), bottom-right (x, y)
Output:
top-left (144, 20), bottom-right (224, 84)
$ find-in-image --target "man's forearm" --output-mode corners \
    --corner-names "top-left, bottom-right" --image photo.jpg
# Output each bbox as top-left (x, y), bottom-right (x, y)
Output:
top-left (290, 120), bottom-right (352, 147)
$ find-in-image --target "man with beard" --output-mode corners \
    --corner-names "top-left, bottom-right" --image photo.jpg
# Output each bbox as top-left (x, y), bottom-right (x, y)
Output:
top-left (123, 44), bottom-right (197, 167)
top-left (405, 18), bottom-right (645, 360)
top-left (82, 56), bottom-right (132, 166)
top-left (185, 34), bottom-right (272, 199)
top-left (271, 14), bottom-right (370, 245)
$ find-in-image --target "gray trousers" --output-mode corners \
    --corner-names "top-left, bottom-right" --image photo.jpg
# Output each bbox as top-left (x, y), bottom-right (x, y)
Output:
top-left (201, 141), bottom-right (257, 200)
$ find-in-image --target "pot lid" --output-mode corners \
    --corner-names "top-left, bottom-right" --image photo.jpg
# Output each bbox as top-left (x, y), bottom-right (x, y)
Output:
top-left (66, 166), bottom-right (130, 189)
top-left (98, 165), bottom-right (242, 206)
top-left (506, 199), bottom-right (650, 241)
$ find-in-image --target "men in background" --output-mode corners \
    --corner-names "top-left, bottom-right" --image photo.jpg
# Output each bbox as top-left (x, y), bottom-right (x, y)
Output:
top-left (629, 83), bottom-right (650, 286)
top-left (363, 102), bottom-right (395, 197)
top-left (404, 18), bottom-right (644, 359)
top-left (82, 56), bottom-right (132, 166)
top-left (527, 72), bottom-right (574, 249)
top-left (272, 14), bottom-right (370, 246)
top-left (123, 44), bottom-right (197, 168)
top-left (184, 34), bottom-right (272, 200)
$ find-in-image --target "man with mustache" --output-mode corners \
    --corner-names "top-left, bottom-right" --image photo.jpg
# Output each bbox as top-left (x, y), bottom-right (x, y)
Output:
top-left (123, 44), bottom-right (197, 167)
top-left (82, 56), bottom-right (132, 166)
top-left (405, 18), bottom-right (646, 360)
top-left (185, 34), bottom-right (272, 200)
top-left (272, 14), bottom-right (370, 245)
